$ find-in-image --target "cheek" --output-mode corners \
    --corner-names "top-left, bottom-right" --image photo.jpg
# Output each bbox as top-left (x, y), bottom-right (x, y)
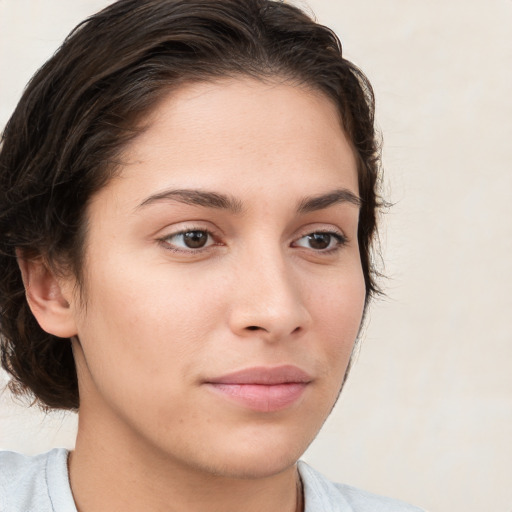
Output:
top-left (74, 263), bottom-right (223, 393)
top-left (312, 268), bottom-right (366, 361)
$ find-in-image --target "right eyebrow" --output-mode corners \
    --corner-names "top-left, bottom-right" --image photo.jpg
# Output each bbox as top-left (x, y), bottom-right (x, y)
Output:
top-left (135, 188), bottom-right (245, 214)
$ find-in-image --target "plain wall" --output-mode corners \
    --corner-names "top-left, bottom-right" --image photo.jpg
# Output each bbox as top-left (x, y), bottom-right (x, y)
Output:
top-left (1, 2), bottom-right (511, 511)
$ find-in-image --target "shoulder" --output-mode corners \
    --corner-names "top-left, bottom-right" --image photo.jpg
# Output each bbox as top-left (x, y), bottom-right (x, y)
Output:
top-left (0, 448), bottom-right (76, 512)
top-left (298, 461), bottom-right (427, 512)
top-left (0, 450), bottom-right (50, 511)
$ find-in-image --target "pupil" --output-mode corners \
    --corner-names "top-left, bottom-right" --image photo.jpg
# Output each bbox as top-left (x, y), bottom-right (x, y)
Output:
top-left (309, 233), bottom-right (330, 249)
top-left (184, 231), bottom-right (208, 248)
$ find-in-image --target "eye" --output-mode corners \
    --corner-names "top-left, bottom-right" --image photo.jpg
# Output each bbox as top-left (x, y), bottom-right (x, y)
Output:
top-left (161, 229), bottom-right (215, 251)
top-left (293, 231), bottom-right (346, 251)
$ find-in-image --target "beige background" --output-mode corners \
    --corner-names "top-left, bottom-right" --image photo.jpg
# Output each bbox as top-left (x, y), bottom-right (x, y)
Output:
top-left (1, 1), bottom-right (511, 511)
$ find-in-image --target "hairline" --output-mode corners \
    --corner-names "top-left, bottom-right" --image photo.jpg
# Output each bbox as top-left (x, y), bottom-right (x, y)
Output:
top-left (70, 72), bottom-right (360, 299)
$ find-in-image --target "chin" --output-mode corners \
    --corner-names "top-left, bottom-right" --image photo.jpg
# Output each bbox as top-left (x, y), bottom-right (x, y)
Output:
top-left (187, 426), bottom-right (316, 480)
top-left (202, 450), bottom-right (301, 480)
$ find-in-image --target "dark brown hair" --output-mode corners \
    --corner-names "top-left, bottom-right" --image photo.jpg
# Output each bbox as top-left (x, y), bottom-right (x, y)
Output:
top-left (0, 0), bottom-right (382, 410)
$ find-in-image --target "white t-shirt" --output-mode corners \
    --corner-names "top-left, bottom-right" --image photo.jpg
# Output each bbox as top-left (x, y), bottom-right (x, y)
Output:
top-left (0, 449), bottom-right (426, 512)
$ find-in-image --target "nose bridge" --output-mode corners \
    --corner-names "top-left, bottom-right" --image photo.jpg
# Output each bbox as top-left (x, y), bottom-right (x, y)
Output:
top-left (230, 238), bottom-right (310, 339)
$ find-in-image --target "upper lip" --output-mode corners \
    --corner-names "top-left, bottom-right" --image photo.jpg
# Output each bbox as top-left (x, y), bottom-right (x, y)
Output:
top-left (206, 365), bottom-right (312, 385)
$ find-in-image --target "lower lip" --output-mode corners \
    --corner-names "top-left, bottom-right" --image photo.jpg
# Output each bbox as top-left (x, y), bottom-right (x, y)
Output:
top-left (206, 383), bottom-right (308, 412)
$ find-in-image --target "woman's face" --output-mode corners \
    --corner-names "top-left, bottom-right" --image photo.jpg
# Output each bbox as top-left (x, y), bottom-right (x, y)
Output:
top-left (68, 77), bottom-right (365, 478)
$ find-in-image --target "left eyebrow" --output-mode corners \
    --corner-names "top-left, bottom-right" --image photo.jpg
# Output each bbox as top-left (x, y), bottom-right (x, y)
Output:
top-left (296, 188), bottom-right (361, 214)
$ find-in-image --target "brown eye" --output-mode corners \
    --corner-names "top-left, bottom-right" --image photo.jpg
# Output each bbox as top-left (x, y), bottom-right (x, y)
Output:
top-left (307, 233), bottom-right (331, 250)
top-left (183, 230), bottom-right (209, 248)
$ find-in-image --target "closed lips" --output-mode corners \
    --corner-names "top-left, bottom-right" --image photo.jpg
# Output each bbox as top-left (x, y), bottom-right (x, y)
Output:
top-left (204, 365), bottom-right (312, 412)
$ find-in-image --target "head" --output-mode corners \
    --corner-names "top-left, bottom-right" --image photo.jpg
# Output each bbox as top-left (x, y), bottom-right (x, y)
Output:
top-left (0, 0), bottom-right (381, 471)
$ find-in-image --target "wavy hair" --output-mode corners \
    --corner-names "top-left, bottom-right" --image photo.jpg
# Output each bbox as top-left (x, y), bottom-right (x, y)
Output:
top-left (0, 0), bottom-right (382, 410)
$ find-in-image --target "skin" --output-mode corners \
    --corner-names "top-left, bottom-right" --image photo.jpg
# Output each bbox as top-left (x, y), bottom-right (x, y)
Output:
top-left (23, 77), bottom-right (365, 512)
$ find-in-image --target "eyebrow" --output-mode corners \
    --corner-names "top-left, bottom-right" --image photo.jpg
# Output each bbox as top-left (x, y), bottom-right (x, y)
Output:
top-left (136, 187), bottom-right (361, 214)
top-left (296, 188), bottom-right (361, 213)
top-left (137, 188), bottom-right (244, 213)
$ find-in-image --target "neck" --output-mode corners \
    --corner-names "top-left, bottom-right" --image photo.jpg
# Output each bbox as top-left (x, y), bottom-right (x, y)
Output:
top-left (69, 412), bottom-right (303, 512)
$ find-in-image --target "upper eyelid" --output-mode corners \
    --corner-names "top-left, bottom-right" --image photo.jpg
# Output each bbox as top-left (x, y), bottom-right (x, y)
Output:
top-left (157, 221), bottom-right (220, 239)
top-left (158, 225), bottom-right (348, 239)
top-left (293, 225), bottom-right (348, 241)
top-left (156, 221), bottom-right (350, 243)
top-left (157, 222), bottom-right (220, 238)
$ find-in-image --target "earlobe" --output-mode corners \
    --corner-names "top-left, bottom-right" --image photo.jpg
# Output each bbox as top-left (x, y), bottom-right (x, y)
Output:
top-left (16, 252), bottom-right (78, 339)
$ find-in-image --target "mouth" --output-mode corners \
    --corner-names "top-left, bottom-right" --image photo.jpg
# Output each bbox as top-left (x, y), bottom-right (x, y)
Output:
top-left (204, 365), bottom-right (312, 412)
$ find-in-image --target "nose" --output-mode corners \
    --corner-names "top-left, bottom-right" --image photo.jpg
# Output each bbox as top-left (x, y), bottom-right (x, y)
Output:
top-left (228, 248), bottom-right (311, 342)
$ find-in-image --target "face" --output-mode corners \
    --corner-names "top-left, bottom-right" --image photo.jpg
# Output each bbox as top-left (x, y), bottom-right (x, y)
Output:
top-left (68, 77), bottom-right (365, 479)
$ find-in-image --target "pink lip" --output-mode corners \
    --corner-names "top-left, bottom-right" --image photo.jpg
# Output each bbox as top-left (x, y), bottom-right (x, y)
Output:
top-left (205, 365), bottom-right (312, 412)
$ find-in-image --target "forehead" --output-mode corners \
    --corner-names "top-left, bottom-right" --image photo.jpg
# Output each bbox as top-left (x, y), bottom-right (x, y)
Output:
top-left (91, 77), bottom-right (359, 213)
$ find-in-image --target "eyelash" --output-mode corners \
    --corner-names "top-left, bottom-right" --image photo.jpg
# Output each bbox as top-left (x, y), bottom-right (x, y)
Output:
top-left (158, 227), bottom-right (348, 254)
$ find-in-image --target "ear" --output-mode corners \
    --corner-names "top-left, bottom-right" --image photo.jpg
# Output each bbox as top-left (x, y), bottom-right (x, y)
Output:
top-left (17, 252), bottom-right (78, 338)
